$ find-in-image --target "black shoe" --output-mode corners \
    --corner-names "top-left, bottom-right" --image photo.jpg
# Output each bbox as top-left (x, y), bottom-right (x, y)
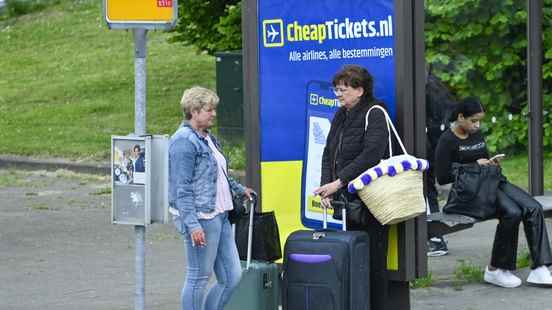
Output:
top-left (427, 237), bottom-right (448, 257)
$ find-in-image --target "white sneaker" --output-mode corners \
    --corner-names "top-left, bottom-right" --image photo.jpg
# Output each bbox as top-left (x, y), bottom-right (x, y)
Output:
top-left (527, 266), bottom-right (552, 287)
top-left (484, 266), bottom-right (522, 288)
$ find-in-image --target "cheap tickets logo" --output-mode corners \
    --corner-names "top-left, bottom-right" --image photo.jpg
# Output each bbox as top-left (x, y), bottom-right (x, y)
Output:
top-left (263, 19), bottom-right (285, 47)
top-left (263, 16), bottom-right (393, 48)
top-left (309, 93), bottom-right (339, 108)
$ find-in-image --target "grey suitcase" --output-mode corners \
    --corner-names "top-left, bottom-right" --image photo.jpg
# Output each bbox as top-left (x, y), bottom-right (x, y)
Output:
top-left (225, 196), bottom-right (280, 310)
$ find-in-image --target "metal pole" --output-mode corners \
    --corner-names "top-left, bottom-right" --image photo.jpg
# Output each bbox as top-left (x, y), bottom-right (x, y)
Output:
top-left (242, 0), bottom-right (261, 209)
top-left (413, 0), bottom-right (428, 279)
top-left (528, 0), bottom-right (544, 195)
top-left (135, 225), bottom-right (146, 310)
top-left (135, 29), bottom-right (147, 137)
top-left (133, 28), bottom-right (147, 310)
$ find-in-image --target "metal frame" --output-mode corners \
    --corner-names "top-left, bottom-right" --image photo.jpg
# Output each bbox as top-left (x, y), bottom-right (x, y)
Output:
top-left (390, 0), bottom-right (427, 283)
top-left (103, 0), bottom-right (178, 30)
top-left (242, 1), bottom-right (425, 308)
top-left (149, 135), bottom-right (169, 224)
top-left (243, 0), bottom-right (426, 278)
top-left (528, 0), bottom-right (544, 196)
top-left (413, 0), bottom-right (428, 279)
top-left (242, 0), bottom-right (262, 210)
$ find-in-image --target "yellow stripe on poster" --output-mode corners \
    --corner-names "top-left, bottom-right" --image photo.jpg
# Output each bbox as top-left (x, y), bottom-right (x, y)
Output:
top-left (261, 161), bottom-right (304, 254)
top-left (387, 224), bottom-right (399, 270)
top-left (261, 160), bottom-right (399, 270)
top-left (306, 194), bottom-right (335, 215)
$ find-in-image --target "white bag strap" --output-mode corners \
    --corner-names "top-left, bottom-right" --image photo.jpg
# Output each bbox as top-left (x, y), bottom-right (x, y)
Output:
top-left (364, 105), bottom-right (408, 157)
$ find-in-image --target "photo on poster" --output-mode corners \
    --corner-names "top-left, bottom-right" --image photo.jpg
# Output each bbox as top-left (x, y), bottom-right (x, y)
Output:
top-left (112, 139), bottom-right (146, 185)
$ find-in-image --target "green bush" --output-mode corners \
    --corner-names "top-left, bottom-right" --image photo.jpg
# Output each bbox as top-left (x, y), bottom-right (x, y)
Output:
top-left (3, 0), bottom-right (59, 18)
top-left (426, 0), bottom-right (552, 152)
top-left (172, 0), bottom-right (552, 151)
top-left (171, 0), bottom-right (242, 54)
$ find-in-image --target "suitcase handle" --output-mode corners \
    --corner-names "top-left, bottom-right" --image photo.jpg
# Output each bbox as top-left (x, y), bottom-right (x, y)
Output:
top-left (245, 192), bottom-right (258, 270)
top-left (328, 194), bottom-right (364, 231)
top-left (322, 199), bottom-right (347, 231)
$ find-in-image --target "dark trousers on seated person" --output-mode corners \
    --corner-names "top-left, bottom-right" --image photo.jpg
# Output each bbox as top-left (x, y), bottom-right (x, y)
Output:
top-left (491, 180), bottom-right (552, 270)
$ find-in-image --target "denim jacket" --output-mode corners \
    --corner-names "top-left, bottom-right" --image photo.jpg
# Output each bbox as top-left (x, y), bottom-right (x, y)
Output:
top-left (168, 122), bottom-right (245, 234)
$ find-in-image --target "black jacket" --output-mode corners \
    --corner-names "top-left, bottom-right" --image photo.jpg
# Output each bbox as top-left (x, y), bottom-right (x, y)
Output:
top-left (321, 98), bottom-right (390, 188)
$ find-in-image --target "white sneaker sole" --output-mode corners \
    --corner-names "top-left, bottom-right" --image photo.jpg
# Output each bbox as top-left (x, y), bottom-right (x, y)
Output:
top-left (527, 281), bottom-right (552, 288)
top-left (484, 276), bottom-right (521, 288)
top-left (427, 250), bottom-right (448, 257)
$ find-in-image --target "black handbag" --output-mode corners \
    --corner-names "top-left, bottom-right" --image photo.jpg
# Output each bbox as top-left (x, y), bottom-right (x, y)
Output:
top-left (443, 163), bottom-right (502, 220)
top-left (233, 200), bottom-right (282, 262)
top-left (228, 195), bottom-right (246, 224)
top-left (332, 191), bottom-right (371, 229)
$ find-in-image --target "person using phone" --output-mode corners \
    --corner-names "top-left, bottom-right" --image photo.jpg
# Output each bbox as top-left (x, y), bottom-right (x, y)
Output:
top-left (313, 65), bottom-right (391, 309)
top-left (435, 96), bottom-right (552, 288)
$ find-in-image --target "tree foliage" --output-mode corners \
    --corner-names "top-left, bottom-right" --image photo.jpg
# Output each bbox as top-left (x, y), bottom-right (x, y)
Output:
top-left (426, 0), bottom-right (552, 152)
top-left (171, 0), bottom-right (552, 151)
top-left (170, 0), bottom-right (242, 54)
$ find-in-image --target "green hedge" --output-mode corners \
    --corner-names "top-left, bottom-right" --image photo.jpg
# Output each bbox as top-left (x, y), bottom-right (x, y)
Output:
top-left (170, 0), bottom-right (241, 55)
top-left (171, 0), bottom-right (552, 152)
top-left (426, 0), bottom-right (552, 152)
top-left (1, 0), bottom-right (60, 19)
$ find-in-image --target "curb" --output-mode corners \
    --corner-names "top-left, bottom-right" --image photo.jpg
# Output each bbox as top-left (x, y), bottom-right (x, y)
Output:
top-left (0, 155), bottom-right (247, 182)
top-left (0, 155), bottom-right (110, 175)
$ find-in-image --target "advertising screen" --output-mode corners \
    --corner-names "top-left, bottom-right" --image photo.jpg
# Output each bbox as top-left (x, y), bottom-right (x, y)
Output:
top-left (258, 0), bottom-right (396, 230)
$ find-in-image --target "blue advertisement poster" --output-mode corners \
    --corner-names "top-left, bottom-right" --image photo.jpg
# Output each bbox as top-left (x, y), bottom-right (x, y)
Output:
top-left (258, 0), bottom-right (396, 231)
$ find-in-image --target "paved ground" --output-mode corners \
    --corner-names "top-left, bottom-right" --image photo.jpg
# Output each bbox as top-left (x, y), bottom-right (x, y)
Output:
top-left (1, 167), bottom-right (552, 310)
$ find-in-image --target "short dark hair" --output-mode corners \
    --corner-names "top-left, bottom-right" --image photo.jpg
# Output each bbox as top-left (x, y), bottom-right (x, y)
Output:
top-left (449, 96), bottom-right (485, 122)
top-left (133, 145), bottom-right (141, 152)
top-left (332, 65), bottom-right (374, 101)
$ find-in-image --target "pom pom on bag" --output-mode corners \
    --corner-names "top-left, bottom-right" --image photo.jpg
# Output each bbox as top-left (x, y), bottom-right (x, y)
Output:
top-left (348, 105), bottom-right (428, 225)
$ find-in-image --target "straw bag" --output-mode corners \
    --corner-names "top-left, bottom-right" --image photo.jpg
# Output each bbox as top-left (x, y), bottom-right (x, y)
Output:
top-left (347, 105), bottom-right (429, 225)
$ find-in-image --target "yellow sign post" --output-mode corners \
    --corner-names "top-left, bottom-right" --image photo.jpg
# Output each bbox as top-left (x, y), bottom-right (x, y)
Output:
top-left (103, 2), bottom-right (178, 310)
top-left (104, 0), bottom-right (178, 30)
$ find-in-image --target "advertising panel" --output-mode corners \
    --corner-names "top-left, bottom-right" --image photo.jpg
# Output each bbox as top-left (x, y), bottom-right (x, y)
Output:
top-left (258, 0), bottom-right (396, 230)
top-left (111, 135), bottom-right (169, 225)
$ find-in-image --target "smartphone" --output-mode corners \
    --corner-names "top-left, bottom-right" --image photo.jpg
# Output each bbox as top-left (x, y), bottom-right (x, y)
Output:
top-left (302, 80), bottom-right (340, 229)
top-left (490, 153), bottom-right (506, 161)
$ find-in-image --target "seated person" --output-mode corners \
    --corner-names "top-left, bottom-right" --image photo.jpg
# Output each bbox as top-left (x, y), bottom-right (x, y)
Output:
top-left (435, 97), bottom-right (552, 288)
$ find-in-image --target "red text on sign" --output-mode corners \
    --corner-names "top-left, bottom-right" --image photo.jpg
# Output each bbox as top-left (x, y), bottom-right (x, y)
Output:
top-left (157, 0), bottom-right (172, 7)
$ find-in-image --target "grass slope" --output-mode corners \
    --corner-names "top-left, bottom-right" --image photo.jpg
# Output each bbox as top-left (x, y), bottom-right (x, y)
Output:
top-left (0, 0), bottom-right (215, 161)
top-left (0, 1), bottom-right (550, 189)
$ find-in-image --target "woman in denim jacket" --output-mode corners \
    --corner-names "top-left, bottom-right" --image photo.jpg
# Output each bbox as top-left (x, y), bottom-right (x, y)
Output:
top-left (169, 86), bottom-right (255, 310)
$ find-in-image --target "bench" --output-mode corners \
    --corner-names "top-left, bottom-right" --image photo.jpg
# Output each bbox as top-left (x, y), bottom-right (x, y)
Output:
top-left (427, 195), bottom-right (552, 238)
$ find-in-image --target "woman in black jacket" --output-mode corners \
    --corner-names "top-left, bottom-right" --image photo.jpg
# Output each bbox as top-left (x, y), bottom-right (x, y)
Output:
top-left (435, 97), bottom-right (552, 288)
top-left (314, 64), bottom-right (390, 309)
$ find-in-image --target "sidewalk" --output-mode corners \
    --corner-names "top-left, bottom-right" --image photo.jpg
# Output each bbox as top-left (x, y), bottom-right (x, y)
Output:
top-left (412, 219), bottom-right (552, 310)
top-left (1, 166), bottom-right (551, 310)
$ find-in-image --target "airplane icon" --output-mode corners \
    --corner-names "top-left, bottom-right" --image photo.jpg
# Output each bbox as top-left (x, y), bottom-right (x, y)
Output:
top-left (267, 25), bottom-right (279, 42)
top-left (263, 19), bottom-right (284, 47)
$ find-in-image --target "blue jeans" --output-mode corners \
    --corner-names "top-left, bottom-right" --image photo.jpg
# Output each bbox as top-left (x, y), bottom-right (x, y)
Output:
top-left (181, 212), bottom-right (242, 310)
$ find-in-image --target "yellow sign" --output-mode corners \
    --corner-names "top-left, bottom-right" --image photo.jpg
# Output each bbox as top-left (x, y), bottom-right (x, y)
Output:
top-left (105, 0), bottom-right (177, 29)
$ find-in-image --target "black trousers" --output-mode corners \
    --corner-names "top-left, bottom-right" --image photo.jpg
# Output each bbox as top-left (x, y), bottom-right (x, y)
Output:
top-left (490, 180), bottom-right (552, 270)
top-left (349, 209), bottom-right (389, 310)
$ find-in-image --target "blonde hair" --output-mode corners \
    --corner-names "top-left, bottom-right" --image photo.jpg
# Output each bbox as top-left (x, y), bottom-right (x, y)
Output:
top-left (180, 86), bottom-right (219, 120)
